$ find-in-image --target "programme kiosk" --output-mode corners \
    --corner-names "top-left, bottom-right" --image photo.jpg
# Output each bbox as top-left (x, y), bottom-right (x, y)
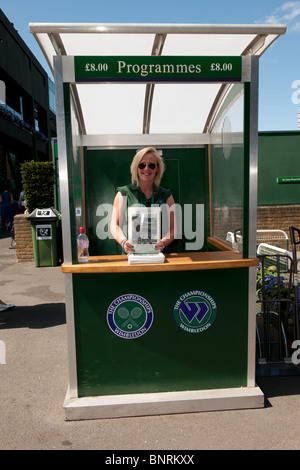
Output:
top-left (30, 23), bottom-right (286, 419)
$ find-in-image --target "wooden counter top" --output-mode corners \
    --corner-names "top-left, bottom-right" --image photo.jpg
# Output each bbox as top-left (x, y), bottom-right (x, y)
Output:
top-left (61, 251), bottom-right (259, 274)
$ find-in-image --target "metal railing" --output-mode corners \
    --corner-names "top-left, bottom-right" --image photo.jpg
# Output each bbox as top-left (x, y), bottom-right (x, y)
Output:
top-left (256, 227), bottom-right (300, 364)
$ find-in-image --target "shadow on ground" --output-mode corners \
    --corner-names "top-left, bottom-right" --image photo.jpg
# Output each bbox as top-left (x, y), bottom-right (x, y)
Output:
top-left (0, 303), bottom-right (66, 329)
top-left (256, 373), bottom-right (300, 411)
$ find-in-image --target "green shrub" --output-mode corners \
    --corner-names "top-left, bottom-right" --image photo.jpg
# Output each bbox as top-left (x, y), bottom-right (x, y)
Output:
top-left (20, 161), bottom-right (54, 213)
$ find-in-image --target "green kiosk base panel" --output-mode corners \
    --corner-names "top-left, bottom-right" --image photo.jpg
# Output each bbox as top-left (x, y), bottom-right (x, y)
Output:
top-left (62, 253), bottom-right (264, 420)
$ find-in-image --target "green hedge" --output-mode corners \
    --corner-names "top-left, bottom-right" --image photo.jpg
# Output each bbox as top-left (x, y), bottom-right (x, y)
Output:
top-left (20, 161), bottom-right (54, 213)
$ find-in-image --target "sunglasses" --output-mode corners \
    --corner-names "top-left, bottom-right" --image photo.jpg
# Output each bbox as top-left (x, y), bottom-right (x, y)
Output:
top-left (138, 162), bottom-right (157, 170)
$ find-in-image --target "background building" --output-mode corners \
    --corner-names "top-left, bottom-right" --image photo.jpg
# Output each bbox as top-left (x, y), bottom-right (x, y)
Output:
top-left (0, 9), bottom-right (56, 205)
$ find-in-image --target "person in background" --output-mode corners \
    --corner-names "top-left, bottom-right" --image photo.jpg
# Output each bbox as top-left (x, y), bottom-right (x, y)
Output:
top-left (18, 191), bottom-right (25, 213)
top-left (0, 183), bottom-right (13, 231)
top-left (0, 300), bottom-right (15, 323)
top-left (0, 300), bottom-right (15, 311)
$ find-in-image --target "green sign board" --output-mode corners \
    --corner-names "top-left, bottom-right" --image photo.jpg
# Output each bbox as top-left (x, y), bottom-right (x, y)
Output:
top-left (277, 177), bottom-right (300, 184)
top-left (74, 56), bottom-right (242, 83)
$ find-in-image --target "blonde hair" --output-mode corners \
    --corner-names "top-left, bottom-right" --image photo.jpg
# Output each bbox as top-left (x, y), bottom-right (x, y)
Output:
top-left (130, 147), bottom-right (165, 187)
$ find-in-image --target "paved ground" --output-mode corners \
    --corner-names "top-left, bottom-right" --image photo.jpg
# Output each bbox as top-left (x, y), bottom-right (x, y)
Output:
top-left (1, 229), bottom-right (300, 450)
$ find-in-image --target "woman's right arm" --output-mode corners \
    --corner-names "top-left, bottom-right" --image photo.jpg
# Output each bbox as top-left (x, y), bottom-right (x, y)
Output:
top-left (110, 192), bottom-right (134, 253)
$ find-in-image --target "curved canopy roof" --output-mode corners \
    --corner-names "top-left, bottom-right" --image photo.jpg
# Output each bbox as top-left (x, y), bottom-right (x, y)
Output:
top-left (29, 23), bottom-right (286, 137)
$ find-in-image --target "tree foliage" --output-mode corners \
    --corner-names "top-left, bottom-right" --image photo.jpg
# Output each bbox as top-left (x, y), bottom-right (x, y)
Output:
top-left (20, 161), bottom-right (54, 213)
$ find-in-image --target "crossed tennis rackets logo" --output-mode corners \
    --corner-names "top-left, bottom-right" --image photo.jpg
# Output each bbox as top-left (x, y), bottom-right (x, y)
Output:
top-left (107, 294), bottom-right (153, 339)
top-left (117, 306), bottom-right (143, 329)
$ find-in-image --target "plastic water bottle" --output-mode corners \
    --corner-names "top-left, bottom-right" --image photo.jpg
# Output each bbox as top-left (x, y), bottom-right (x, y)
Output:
top-left (77, 227), bottom-right (89, 263)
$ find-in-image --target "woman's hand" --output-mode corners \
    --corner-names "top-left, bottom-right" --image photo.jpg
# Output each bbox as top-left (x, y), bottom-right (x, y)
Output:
top-left (123, 240), bottom-right (135, 253)
top-left (155, 240), bottom-right (165, 251)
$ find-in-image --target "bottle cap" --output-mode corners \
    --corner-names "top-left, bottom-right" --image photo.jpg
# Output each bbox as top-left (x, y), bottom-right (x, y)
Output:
top-left (79, 227), bottom-right (85, 233)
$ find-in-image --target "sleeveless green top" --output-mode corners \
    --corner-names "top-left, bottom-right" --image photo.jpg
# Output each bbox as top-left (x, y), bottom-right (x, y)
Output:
top-left (117, 184), bottom-right (172, 207)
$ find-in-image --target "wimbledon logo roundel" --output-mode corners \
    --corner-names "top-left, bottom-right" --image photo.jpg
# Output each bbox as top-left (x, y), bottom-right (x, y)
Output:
top-left (173, 290), bottom-right (218, 334)
top-left (107, 294), bottom-right (153, 339)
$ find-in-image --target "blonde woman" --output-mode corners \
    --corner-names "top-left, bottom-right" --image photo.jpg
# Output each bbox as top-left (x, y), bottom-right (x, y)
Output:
top-left (110, 147), bottom-right (175, 254)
